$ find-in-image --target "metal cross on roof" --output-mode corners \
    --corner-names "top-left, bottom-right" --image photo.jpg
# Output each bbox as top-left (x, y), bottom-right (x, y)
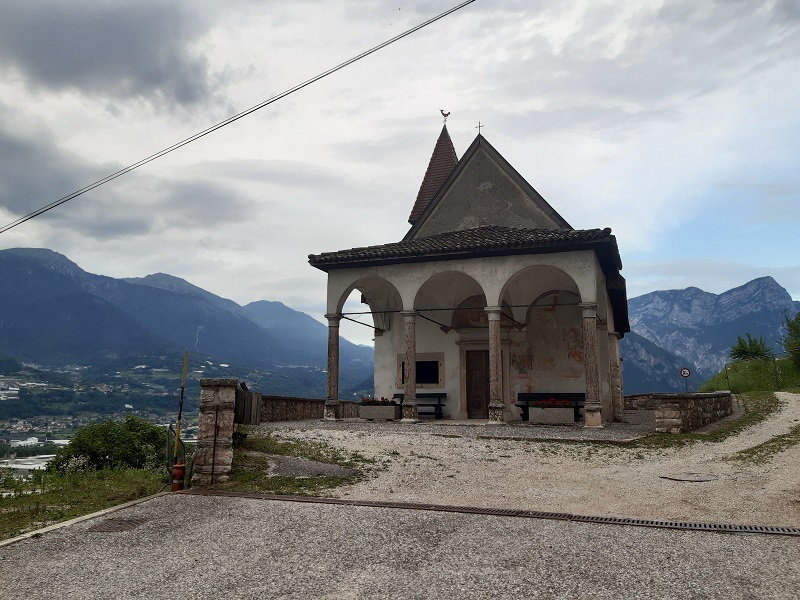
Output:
top-left (476, 121), bottom-right (483, 134)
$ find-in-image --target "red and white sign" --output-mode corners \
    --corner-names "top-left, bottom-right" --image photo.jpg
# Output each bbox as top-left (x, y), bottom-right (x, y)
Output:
top-left (680, 368), bottom-right (691, 378)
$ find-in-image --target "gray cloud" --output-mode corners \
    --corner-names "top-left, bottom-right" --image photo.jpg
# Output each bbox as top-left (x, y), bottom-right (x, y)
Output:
top-left (0, 1), bottom-right (215, 106)
top-left (0, 119), bottom-right (108, 218)
top-left (447, 0), bottom-right (799, 137)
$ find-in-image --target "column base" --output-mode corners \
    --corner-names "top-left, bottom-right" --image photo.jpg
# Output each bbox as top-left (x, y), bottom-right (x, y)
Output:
top-left (487, 402), bottom-right (506, 424)
top-left (323, 399), bottom-right (340, 421)
top-left (583, 406), bottom-right (603, 428)
top-left (401, 402), bottom-right (418, 422)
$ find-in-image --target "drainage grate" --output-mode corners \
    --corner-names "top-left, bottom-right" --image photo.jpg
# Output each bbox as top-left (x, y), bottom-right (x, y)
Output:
top-left (178, 490), bottom-right (800, 537)
top-left (569, 515), bottom-right (800, 536)
top-left (88, 517), bottom-right (149, 533)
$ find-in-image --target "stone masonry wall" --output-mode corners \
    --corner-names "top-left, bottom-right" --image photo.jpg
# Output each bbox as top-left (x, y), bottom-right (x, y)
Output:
top-left (191, 378), bottom-right (237, 487)
top-left (625, 392), bottom-right (732, 434)
top-left (260, 396), bottom-right (359, 421)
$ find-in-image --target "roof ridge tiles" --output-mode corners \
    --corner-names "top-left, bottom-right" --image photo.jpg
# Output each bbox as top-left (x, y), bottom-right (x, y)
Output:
top-left (308, 225), bottom-right (613, 267)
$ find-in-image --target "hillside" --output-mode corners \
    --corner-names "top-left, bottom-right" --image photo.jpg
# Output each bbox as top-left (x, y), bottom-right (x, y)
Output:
top-left (0, 248), bottom-right (373, 398)
top-left (626, 276), bottom-right (797, 382)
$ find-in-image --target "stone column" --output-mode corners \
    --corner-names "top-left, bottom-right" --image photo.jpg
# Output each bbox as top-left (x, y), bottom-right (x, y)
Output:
top-left (609, 332), bottom-right (623, 419)
top-left (401, 311), bottom-right (418, 422)
top-left (485, 306), bottom-right (506, 423)
top-left (191, 378), bottom-right (237, 487)
top-left (580, 302), bottom-right (602, 428)
top-left (324, 313), bottom-right (341, 420)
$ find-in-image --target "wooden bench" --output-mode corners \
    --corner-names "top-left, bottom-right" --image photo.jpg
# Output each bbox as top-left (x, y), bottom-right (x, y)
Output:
top-left (515, 392), bottom-right (585, 423)
top-left (393, 393), bottom-right (447, 419)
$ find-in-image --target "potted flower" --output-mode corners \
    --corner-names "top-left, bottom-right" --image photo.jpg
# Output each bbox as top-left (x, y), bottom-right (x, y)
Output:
top-left (358, 396), bottom-right (400, 421)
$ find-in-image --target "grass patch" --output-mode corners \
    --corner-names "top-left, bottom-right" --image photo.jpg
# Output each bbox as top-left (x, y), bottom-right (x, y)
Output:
top-left (0, 469), bottom-right (163, 542)
top-left (210, 431), bottom-right (374, 495)
top-left (700, 357), bottom-right (800, 394)
top-left (729, 424), bottom-right (800, 464)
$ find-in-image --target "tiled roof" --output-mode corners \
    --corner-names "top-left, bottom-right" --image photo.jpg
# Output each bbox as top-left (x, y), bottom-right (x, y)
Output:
top-left (408, 125), bottom-right (458, 225)
top-left (309, 225), bottom-right (615, 269)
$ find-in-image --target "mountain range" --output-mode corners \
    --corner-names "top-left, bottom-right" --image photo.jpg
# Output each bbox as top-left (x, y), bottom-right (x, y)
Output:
top-left (622, 276), bottom-right (799, 393)
top-left (0, 248), bottom-right (373, 398)
top-left (1, 247), bottom-right (797, 399)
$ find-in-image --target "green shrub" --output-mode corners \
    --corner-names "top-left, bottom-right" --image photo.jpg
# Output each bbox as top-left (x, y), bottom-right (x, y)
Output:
top-left (48, 416), bottom-right (164, 472)
top-left (729, 333), bottom-right (773, 361)
top-left (782, 313), bottom-right (800, 368)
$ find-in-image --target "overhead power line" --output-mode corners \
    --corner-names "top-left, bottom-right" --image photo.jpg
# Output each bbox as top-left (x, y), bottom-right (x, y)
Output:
top-left (0, 0), bottom-right (477, 235)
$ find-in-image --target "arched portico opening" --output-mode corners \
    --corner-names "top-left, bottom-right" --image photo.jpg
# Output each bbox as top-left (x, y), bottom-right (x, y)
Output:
top-left (324, 276), bottom-right (402, 418)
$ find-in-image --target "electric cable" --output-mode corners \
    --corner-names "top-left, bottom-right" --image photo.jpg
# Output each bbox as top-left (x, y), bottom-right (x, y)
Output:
top-left (0, 0), bottom-right (477, 235)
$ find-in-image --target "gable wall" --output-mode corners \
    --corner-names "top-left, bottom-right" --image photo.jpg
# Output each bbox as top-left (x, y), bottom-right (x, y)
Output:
top-left (412, 147), bottom-right (564, 238)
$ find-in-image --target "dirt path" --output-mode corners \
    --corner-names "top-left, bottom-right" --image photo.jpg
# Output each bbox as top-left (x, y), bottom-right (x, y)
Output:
top-left (274, 392), bottom-right (800, 527)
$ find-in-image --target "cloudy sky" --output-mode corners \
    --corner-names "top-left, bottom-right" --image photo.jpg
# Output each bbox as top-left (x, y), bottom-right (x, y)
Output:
top-left (1, 0), bottom-right (798, 346)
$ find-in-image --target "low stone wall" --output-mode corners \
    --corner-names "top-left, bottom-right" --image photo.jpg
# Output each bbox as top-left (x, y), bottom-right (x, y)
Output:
top-left (260, 396), bottom-right (360, 421)
top-left (191, 379), bottom-right (365, 487)
top-left (625, 392), bottom-right (733, 434)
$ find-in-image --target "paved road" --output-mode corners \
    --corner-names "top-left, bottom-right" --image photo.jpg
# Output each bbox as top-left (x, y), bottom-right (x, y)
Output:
top-left (2, 493), bottom-right (798, 599)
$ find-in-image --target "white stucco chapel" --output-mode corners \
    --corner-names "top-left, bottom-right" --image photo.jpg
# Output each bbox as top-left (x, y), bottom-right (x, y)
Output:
top-left (309, 126), bottom-right (630, 426)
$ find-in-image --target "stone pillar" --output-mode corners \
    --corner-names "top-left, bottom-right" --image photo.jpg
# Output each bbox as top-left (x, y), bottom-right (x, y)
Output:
top-left (609, 332), bottom-right (623, 419)
top-left (597, 319), bottom-right (611, 420)
top-left (324, 313), bottom-right (341, 420)
top-left (485, 306), bottom-right (506, 424)
top-left (191, 378), bottom-right (237, 487)
top-left (401, 311), bottom-right (418, 422)
top-left (580, 303), bottom-right (602, 428)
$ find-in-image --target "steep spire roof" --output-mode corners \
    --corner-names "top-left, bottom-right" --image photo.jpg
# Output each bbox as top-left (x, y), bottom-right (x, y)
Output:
top-left (408, 125), bottom-right (458, 225)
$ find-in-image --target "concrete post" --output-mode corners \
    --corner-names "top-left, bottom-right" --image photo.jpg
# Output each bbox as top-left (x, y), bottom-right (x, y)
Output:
top-left (324, 313), bottom-right (341, 420)
top-left (580, 303), bottom-right (602, 428)
top-left (401, 311), bottom-right (418, 422)
top-left (191, 378), bottom-right (237, 487)
top-left (485, 306), bottom-right (506, 424)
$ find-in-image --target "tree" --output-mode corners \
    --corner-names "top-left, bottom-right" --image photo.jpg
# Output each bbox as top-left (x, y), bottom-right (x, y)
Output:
top-left (48, 416), bottom-right (164, 472)
top-left (782, 313), bottom-right (800, 368)
top-left (729, 333), bottom-right (773, 361)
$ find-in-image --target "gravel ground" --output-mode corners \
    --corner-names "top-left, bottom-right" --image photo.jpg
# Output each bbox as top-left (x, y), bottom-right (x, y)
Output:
top-left (258, 392), bottom-right (800, 527)
top-left (2, 493), bottom-right (799, 600)
top-left (2, 393), bottom-right (799, 599)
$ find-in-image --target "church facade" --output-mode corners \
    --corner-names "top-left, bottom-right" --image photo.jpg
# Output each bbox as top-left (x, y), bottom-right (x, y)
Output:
top-left (309, 127), bottom-right (629, 425)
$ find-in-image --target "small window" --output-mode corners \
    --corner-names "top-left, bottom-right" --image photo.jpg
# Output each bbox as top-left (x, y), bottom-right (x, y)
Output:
top-left (416, 361), bottom-right (439, 384)
top-left (398, 353), bottom-right (444, 388)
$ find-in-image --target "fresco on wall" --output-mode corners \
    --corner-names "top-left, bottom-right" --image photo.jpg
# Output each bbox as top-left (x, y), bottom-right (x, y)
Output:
top-left (511, 292), bottom-right (583, 392)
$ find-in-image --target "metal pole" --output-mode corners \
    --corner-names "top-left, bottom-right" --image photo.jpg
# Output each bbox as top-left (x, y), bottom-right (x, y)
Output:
top-left (172, 351), bottom-right (189, 461)
top-left (774, 357), bottom-right (780, 390)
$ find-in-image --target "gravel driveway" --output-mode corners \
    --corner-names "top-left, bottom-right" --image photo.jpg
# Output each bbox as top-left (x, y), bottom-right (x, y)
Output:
top-left (2, 393), bottom-right (799, 599)
top-left (259, 392), bottom-right (800, 527)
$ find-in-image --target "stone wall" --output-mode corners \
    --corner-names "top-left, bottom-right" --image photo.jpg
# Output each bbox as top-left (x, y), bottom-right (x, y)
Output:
top-left (260, 396), bottom-right (359, 421)
top-left (625, 392), bottom-right (733, 434)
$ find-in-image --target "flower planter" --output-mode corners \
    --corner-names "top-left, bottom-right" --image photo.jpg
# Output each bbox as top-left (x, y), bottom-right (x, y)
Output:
top-left (527, 407), bottom-right (576, 425)
top-left (359, 404), bottom-right (400, 421)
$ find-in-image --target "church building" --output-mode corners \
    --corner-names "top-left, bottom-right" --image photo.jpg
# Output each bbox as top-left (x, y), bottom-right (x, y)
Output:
top-left (309, 126), bottom-right (629, 426)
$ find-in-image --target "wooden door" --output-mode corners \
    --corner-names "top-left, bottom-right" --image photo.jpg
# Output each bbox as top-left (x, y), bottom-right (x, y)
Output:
top-left (466, 350), bottom-right (489, 419)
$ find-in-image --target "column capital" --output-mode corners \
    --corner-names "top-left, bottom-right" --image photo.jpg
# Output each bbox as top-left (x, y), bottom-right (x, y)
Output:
top-left (401, 310), bottom-right (417, 323)
top-left (484, 306), bottom-right (503, 321)
top-left (579, 302), bottom-right (598, 319)
top-left (325, 313), bottom-right (341, 326)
